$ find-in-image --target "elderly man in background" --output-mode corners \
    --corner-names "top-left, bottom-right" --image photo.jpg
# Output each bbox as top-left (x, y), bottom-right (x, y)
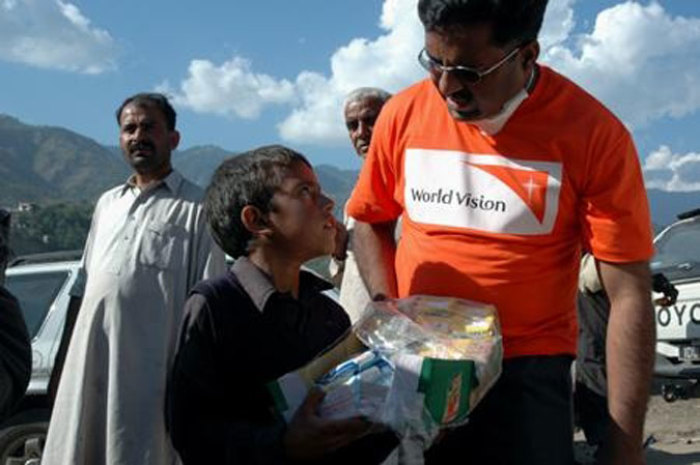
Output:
top-left (344, 87), bottom-right (393, 159)
top-left (0, 208), bottom-right (32, 423)
top-left (43, 93), bottom-right (225, 465)
top-left (330, 87), bottom-right (392, 322)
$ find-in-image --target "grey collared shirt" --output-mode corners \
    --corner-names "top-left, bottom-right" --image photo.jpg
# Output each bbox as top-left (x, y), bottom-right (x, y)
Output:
top-left (44, 170), bottom-right (226, 465)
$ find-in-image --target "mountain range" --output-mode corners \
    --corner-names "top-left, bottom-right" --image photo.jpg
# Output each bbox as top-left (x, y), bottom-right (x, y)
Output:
top-left (0, 113), bottom-right (697, 227)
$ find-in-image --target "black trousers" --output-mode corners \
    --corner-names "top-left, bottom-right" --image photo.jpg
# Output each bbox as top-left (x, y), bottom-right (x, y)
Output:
top-left (425, 355), bottom-right (575, 465)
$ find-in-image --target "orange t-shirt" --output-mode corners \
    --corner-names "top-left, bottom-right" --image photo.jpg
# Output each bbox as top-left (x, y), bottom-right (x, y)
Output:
top-left (346, 65), bottom-right (654, 358)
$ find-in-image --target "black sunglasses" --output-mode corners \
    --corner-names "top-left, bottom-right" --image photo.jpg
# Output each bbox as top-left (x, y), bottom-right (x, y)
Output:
top-left (418, 47), bottom-right (521, 84)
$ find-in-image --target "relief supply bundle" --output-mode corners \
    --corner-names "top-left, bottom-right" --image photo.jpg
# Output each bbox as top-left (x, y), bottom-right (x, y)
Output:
top-left (268, 295), bottom-right (502, 464)
top-left (354, 295), bottom-right (503, 455)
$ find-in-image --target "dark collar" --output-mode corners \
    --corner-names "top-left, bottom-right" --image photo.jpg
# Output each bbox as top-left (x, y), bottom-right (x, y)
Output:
top-left (231, 256), bottom-right (333, 313)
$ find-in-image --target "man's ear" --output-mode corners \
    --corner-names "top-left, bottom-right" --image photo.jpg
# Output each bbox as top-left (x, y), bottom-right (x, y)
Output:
top-left (169, 130), bottom-right (181, 151)
top-left (241, 205), bottom-right (272, 237)
top-left (521, 40), bottom-right (540, 71)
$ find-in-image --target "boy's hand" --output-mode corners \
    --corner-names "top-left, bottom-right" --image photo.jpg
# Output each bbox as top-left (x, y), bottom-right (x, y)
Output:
top-left (332, 222), bottom-right (349, 261)
top-left (283, 388), bottom-right (371, 461)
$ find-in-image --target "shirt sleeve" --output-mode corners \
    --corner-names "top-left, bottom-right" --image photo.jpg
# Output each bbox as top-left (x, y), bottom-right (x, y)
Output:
top-left (166, 294), bottom-right (287, 465)
top-left (201, 241), bottom-right (226, 280)
top-left (346, 101), bottom-right (403, 224)
top-left (580, 132), bottom-right (654, 263)
top-left (70, 196), bottom-right (103, 298)
top-left (189, 209), bottom-right (227, 290)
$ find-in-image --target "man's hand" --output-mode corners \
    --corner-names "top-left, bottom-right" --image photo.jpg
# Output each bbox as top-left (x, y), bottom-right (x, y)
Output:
top-left (332, 221), bottom-right (349, 262)
top-left (597, 260), bottom-right (655, 465)
top-left (283, 388), bottom-right (372, 461)
top-left (48, 295), bottom-right (82, 404)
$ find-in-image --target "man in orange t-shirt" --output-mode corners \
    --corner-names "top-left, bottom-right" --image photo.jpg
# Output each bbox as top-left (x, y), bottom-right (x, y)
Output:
top-left (346, 1), bottom-right (655, 464)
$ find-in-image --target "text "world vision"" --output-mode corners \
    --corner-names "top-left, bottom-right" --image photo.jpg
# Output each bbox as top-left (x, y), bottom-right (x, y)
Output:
top-left (410, 188), bottom-right (506, 213)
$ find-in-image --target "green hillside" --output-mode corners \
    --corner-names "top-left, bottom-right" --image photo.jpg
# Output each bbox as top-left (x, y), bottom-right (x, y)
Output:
top-left (1, 115), bottom-right (358, 258)
top-left (0, 114), bottom-right (129, 205)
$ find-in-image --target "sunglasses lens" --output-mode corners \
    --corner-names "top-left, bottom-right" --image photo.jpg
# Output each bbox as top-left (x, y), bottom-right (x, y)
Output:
top-left (454, 69), bottom-right (479, 84)
top-left (418, 51), bottom-right (433, 72)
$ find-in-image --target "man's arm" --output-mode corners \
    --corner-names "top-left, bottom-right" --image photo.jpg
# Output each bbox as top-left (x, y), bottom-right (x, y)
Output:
top-left (352, 220), bottom-right (398, 300)
top-left (48, 295), bottom-right (82, 403)
top-left (49, 198), bottom-right (99, 403)
top-left (597, 260), bottom-right (655, 465)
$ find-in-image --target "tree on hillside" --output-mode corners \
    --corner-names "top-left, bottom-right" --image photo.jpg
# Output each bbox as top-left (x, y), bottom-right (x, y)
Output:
top-left (9, 202), bottom-right (94, 257)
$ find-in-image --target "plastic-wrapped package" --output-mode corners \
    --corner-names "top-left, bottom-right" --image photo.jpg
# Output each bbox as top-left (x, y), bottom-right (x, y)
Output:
top-left (269, 295), bottom-right (502, 464)
top-left (316, 350), bottom-right (393, 421)
top-left (355, 295), bottom-right (503, 464)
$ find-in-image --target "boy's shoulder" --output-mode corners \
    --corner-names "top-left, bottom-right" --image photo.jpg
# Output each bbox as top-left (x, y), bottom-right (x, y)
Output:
top-left (190, 270), bottom-right (243, 304)
top-left (185, 262), bottom-right (349, 334)
top-left (183, 270), bottom-right (258, 327)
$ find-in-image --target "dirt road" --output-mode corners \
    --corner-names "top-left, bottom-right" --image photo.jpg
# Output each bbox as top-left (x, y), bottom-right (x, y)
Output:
top-left (574, 392), bottom-right (699, 464)
top-left (645, 394), bottom-right (700, 464)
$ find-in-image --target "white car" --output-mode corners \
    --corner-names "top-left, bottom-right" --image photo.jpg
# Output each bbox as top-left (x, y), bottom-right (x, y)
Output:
top-left (651, 209), bottom-right (700, 401)
top-left (0, 254), bottom-right (80, 465)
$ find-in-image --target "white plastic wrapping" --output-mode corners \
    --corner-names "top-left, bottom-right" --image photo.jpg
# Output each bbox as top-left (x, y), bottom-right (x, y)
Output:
top-left (270, 295), bottom-right (503, 464)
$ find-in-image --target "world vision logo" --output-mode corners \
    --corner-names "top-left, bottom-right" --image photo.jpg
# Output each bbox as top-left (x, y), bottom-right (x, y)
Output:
top-left (404, 149), bottom-right (562, 235)
top-left (464, 162), bottom-right (549, 223)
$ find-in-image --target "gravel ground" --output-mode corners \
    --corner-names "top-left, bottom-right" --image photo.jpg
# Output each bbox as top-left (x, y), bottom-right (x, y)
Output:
top-left (644, 392), bottom-right (700, 464)
top-left (575, 389), bottom-right (700, 464)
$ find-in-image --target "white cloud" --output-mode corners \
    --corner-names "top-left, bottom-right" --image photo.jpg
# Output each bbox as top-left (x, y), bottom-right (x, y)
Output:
top-left (541, 1), bottom-right (700, 129)
top-left (277, 0), bottom-right (424, 144)
top-left (643, 146), bottom-right (700, 191)
top-left (0, 0), bottom-right (116, 74)
top-left (167, 0), bottom-right (424, 145)
top-left (539, 0), bottom-right (577, 50)
top-left (160, 57), bottom-right (295, 120)
top-left (166, 0), bottom-right (700, 151)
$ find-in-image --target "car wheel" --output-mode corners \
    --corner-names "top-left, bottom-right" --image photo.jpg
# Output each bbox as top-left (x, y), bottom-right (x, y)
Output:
top-left (661, 384), bottom-right (678, 403)
top-left (0, 422), bottom-right (47, 465)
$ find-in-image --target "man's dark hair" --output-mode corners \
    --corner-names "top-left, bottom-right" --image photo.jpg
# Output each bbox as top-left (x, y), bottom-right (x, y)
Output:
top-left (204, 145), bottom-right (312, 258)
top-left (418, 0), bottom-right (548, 47)
top-left (115, 93), bottom-right (177, 130)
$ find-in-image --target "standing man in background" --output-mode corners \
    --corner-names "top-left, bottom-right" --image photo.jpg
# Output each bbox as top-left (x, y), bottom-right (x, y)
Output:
top-left (330, 87), bottom-right (392, 322)
top-left (344, 87), bottom-right (392, 159)
top-left (44, 93), bottom-right (225, 465)
top-left (347, 1), bottom-right (656, 463)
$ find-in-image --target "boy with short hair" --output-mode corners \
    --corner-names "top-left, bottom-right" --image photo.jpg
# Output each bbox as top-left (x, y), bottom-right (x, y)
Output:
top-left (166, 145), bottom-right (395, 464)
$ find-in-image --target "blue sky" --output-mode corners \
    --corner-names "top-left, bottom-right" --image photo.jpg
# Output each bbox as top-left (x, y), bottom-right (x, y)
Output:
top-left (1, 0), bottom-right (699, 189)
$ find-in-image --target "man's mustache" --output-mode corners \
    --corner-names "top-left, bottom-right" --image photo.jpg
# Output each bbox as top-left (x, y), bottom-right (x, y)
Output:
top-left (129, 142), bottom-right (154, 153)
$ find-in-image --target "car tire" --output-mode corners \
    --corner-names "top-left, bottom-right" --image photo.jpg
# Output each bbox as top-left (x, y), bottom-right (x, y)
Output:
top-left (0, 422), bottom-right (47, 465)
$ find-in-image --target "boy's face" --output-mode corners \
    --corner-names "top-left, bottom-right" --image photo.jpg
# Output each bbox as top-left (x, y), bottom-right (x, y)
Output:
top-left (266, 161), bottom-right (337, 261)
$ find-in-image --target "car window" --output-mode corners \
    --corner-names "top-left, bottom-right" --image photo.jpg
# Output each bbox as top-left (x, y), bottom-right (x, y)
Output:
top-left (652, 220), bottom-right (700, 280)
top-left (5, 271), bottom-right (69, 338)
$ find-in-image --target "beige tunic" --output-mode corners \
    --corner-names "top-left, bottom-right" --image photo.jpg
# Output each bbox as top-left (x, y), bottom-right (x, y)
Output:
top-left (330, 204), bottom-right (402, 324)
top-left (43, 171), bottom-right (225, 465)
